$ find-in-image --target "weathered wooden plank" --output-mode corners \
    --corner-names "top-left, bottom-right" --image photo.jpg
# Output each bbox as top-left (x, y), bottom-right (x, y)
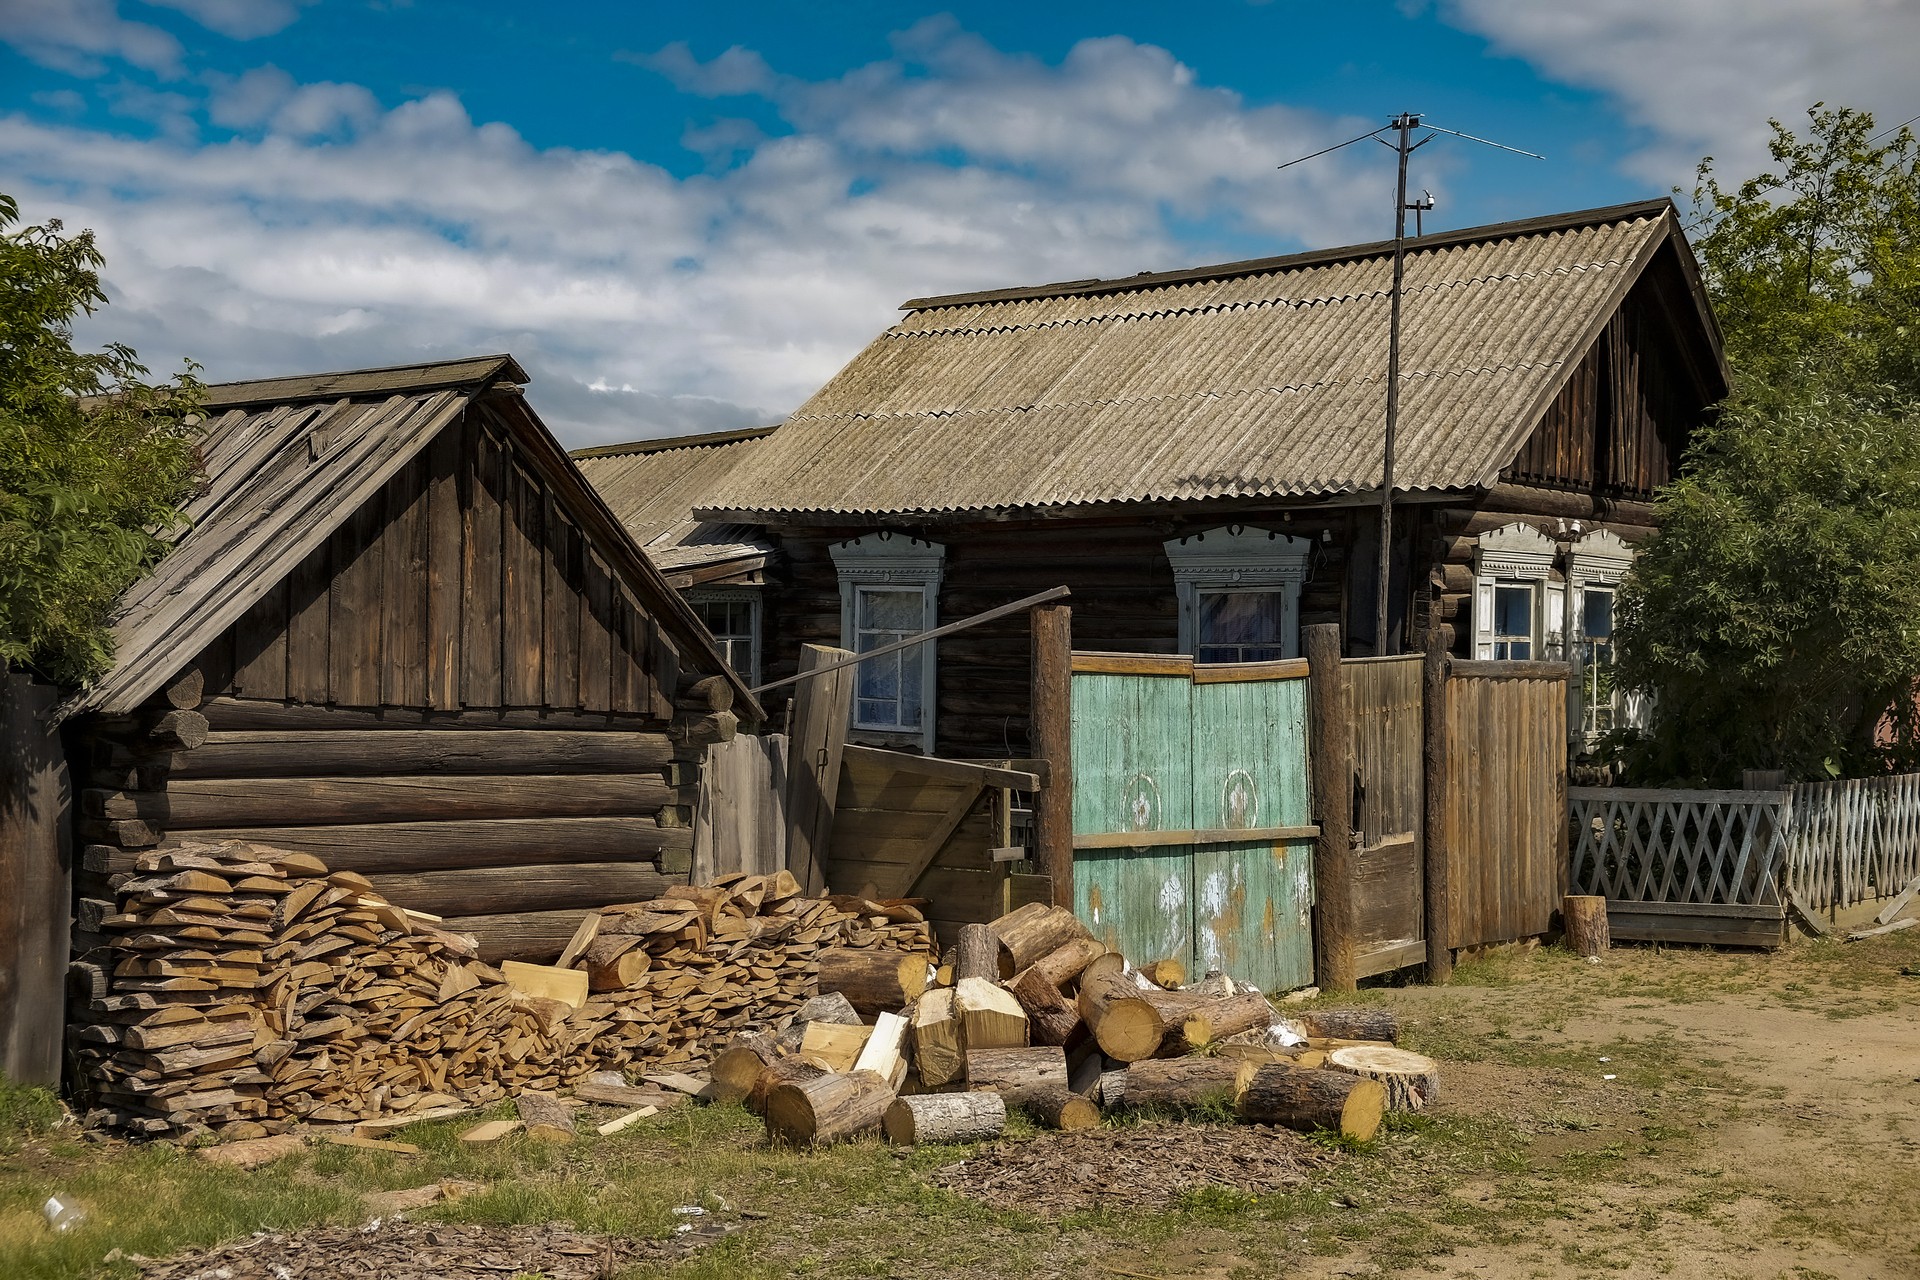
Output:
top-left (1069, 652), bottom-right (1193, 676)
top-left (439, 909), bottom-right (601, 963)
top-left (692, 732), bottom-right (788, 883)
top-left (424, 409), bottom-right (464, 710)
top-left (142, 816), bottom-right (689, 874)
top-left (840, 744), bottom-right (1038, 793)
top-left (1, 675), bottom-right (72, 1085)
top-left (382, 453), bottom-right (431, 709)
top-left (462, 419), bottom-right (505, 707)
top-left (284, 537), bottom-right (332, 704)
top-left (502, 457), bottom-right (545, 707)
top-left (786, 644), bottom-right (854, 896)
top-left (229, 580), bottom-right (288, 701)
top-left (1072, 825), bottom-right (1320, 849)
top-left (578, 548), bottom-right (614, 714)
top-left (169, 730), bottom-right (675, 778)
top-left (327, 487), bottom-right (384, 707)
top-left (144, 773), bottom-right (677, 826)
top-left (543, 500), bottom-right (581, 710)
top-left (1191, 658), bottom-right (1310, 684)
top-left (197, 697), bottom-right (663, 733)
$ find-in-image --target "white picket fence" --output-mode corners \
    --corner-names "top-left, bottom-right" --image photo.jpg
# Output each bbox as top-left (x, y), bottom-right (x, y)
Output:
top-left (1784, 774), bottom-right (1920, 913)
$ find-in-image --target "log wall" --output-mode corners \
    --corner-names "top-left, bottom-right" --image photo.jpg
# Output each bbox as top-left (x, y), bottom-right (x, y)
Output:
top-left (67, 402), bottom-right (735, 967)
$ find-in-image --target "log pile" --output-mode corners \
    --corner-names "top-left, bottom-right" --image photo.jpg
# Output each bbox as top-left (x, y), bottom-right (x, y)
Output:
top-left (733, 900), bottom-right (1433, 1149)
top-left (71, 840), bottom-right (934, 1138)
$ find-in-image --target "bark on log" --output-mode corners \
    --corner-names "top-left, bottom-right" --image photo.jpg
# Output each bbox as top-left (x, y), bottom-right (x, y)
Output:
top-left (1030, 936), bottom-right (1108, 989)
top-left (1563, 894), bottom-right (1610, 958)
top-left (515, 1090), bottom-right (575, 1142)
top-left (1326, 1045), bottom-right (1441, 1113)
top-left (1182, 991), bottom-right (1278, 1048)
top-left (1305, 623), bottom-right (1356, 991)
top-left (747, 1055), bottom-right (826, 1116)
top-left (884, 1090), bottom-right (1005, 1145)
top-left (169, 730), bottom-right (677, 779)
top-left (965, 1046), bottom-right (1068, 1104)
top-left (1076, 968), bottom-right (1164, 1062)
top-left (1295, 1008), bottom-right (1399, 1044)
top-left (993, 904), bottom-right (1089, 978)
top-left (765, 1071), bottom-right (895, 1146)
top-left (1123, 1057), bottom-right (1256, 1112)
top-left (1237, 1065), bottom-right (1385, 1141)
top-left (1023, 1085), bottom-right (1099, 1131)
top-left (155, 817), bottom-right (691, 875)
top-left (816, 947), bottom-right (930, 1016)
top-left (954, 923), bottom-right (998, 983)
top-left (1005, 965), bottom-right (1084, 1048)
top-left (144, 774), bottom-right (676, 827)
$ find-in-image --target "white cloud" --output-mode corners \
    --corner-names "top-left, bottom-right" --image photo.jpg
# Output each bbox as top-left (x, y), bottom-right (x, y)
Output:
top-left (1441, 0), bottom-right (1920, 184)
top-left (2, 22), bottom-right (1388, 445)
top-left (142, 0), bottom-right (314, 40)
top-left (0, 0), bottom-right (184, 77)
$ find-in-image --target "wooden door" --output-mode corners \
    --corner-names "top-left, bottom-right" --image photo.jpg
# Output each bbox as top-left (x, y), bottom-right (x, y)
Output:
top-left (1070, 665), bottom-right (1195, 970)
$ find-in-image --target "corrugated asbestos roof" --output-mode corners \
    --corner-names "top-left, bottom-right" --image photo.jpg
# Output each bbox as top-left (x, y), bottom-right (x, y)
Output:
top-left (73, 356), bottom-right (761, 718)
top-left (702, 199), bottom-right (1711, 519)
top-left (572, 427), bottom-right (776, 573)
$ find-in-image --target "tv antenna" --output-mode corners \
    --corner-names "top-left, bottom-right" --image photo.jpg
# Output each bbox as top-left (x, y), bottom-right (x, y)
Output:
top-left (1278, 114), bottom-right (1542, 655)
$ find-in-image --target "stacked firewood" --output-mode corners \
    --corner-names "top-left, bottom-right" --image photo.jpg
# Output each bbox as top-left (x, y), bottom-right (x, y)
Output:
top-left (72, 841), bottom-right (934, 1138)
top-left (721, 901), bottom-right (1439, 1148)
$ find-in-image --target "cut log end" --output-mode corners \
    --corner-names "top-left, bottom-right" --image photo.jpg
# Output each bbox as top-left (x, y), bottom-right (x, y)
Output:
top-left (1326, 1045), bottom-right (1440, 1113)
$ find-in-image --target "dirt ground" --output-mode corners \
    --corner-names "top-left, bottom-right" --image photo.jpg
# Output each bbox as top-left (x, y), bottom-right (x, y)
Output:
top-left (4, 926), bottom-right (1917, 1280)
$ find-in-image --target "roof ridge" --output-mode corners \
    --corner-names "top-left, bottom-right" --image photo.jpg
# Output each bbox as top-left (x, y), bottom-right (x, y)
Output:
top-left (570, 424), bottom-right (778, 460)
top-left (198, 354), bottom-right (526, 410)
top-left (900, 198), bottom-right (1672, 311)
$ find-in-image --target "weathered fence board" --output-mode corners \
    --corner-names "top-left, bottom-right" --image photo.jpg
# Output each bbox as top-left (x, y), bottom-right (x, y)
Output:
top-left (1346, 655), bottom-right (1425, 977)
top-left (693, 732), bottom-right (789, 883)
top-left (1785, 775), bottom-right (1920, 915)
top-left (1, 674), bottom-right (71, 1086)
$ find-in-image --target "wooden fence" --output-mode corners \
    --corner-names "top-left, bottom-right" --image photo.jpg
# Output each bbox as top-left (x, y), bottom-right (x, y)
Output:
top-left (1346, 655), bottom-right (1426, 978)
top-left (1567, 787), bottom-right (1788, 946)
top-left (1785, 774), bottom-right (1920, 914)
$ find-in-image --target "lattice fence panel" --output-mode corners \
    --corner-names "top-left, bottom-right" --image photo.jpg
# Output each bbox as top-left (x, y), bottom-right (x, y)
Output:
top-left (1568, 787), bottom-right (1788, 906)
top-left (1785, 774), bottom-right (1920, 911)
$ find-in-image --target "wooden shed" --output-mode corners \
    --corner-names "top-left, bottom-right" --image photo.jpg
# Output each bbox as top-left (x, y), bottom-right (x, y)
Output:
top-left (61, 355), bottom-right (762, 967)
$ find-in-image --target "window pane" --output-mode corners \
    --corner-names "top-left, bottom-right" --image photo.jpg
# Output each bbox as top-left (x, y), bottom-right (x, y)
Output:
top-left (860, 588), bottom-right (922, 633)
top-left (1197, 590), bottom-right (1285, 663)
top-left (1582, 589), bottom-right (1613, 640)
top-left (1493, 584), bottom-right (1533, 638)
top-left (853, 586), bottom-right (923, 731)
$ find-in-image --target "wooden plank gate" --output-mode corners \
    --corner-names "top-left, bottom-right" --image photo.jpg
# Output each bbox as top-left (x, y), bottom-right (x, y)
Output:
top-left (1441, 661), bottom-right (1569, 949)
top-left (1068, 653), bottom-right (1318, 994)
top-left (1346, 655), bottom-right (1427, 977)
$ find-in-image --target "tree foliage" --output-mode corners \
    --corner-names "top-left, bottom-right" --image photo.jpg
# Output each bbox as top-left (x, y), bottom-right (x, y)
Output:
top-left (0, 192), bottom-right (204, 687)
top-left (1611, 107), bottom-right (1920, 782)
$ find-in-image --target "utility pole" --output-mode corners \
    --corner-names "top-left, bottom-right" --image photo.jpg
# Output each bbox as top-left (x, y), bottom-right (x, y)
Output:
top-left (1279, 114), bottom-right (1539, 656)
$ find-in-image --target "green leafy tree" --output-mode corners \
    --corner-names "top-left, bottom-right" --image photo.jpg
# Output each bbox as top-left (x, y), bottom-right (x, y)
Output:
top-left (1610, 107), bottom-right (1920, 782)
top-left (0, 193), bottom-right (204, 687)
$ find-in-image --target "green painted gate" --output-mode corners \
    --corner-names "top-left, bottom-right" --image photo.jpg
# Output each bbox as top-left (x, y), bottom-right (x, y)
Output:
top-left (1070, 654), bottom-right (1317, 994)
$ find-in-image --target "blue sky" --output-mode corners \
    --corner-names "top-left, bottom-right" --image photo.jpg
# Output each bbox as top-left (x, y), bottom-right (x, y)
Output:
top-left (3, 1), bottom-right (1914, 444)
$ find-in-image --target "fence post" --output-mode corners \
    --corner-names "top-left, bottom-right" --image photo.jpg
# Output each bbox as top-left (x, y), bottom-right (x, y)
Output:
top-left (1029, 601), bottom-right (1074, 909)
top-left (1304, 623), bottom-right (1355, 991)
top-left (1, 673), bottom-right (72, 1086)
top-left (1421, 624), bottom-right (1453, 984)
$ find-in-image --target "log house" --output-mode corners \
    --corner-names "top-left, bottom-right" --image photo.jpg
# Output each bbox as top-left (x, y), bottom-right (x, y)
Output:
top-left (59, 355), bottom-right (764, 968)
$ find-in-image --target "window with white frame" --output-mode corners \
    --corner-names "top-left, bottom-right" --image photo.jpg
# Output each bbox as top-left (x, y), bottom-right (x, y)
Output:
top-left (830, 534), bottom-right (944, 753)
top-left (688, 588), bottom-right (760, 685)
top-left (1473, 523), bottom-right (1557, 661)
top-left (1163, 526), bottom-right (1313, 662)
top-left (1568, 529), bottom-right (1635, 738)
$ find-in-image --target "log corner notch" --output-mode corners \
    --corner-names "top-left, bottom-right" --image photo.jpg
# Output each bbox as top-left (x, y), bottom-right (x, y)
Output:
top-left (1303, 623), bottom-right (1355, 992)
top-left (1029, 596), bottom-right (1073, 909)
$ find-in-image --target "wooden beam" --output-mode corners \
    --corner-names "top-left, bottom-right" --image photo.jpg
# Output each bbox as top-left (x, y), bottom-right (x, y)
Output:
top-left (1449, 660), bottom-right (1571, 682)
top-left (1069, 652), bottom-right (1192, 676)
top-left (785, 644), bottom-right (854, 896)
top-left (1072, 825), bottom-right (1320, 850)
top-left (168, 729), bottom-right (675, 778)
top-left (1421, 624), bottom-right (1452, 985)
top-left (139, 816), bottom-right (689, 875)
top-left (1029, 600), bottom-right (1074, 909)
top-left (100, 773), bottom-right (675, 827)
top-left (1192, 658), bottom-right (1310, 684)
top-left (1305, 624), bottom-right (1355, 992)
top-left (839, 744), bottom-right (1038, 793)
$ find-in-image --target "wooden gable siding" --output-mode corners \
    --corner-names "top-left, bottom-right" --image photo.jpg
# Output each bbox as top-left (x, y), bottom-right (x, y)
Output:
top-left (198, 407), bottom-right (672, 719)
top-left (1502, 286), bottom-right (1696, 499)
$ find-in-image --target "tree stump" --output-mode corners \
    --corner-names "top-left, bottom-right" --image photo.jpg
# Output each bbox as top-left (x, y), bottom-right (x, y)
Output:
top-left (1005, 965), bottom-right (1084, 1047)
top-left (1294, 1008), bottom-right (1398, 1044)
top-left (746, 1054), bottom-right (826, 1116)
top-left (1326, 1045), bottom-right (1440, 1113)
top-left (515, 1089), bottom-right (575, 1143)
top-left (1121, 1057), bottom-right (1255, 1113)
top-left (954, 923), bottom-right (998, 982)
top-left (1563, 894), bottom-right (1610, 958)
top-left (1023, 1085), bottom-right (1100, 1131)
top-left (965, 1045), bottom-right (1068, 1104)
top-left (765, 1072), bottom-right (895, 1146)
top-left (884, 1091), bottom-right (1006, 1144)
top-left (1237, 1064), bottom-right (1385, 1140)
top-left (1076, 968), bottom-right (1164, 1061)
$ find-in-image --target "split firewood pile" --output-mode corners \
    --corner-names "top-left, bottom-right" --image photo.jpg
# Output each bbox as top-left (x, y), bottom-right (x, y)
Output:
top-left (712, 900), bottom-right (1440, 1148)
top-left (72, 840), bottom-right (933, 1138)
